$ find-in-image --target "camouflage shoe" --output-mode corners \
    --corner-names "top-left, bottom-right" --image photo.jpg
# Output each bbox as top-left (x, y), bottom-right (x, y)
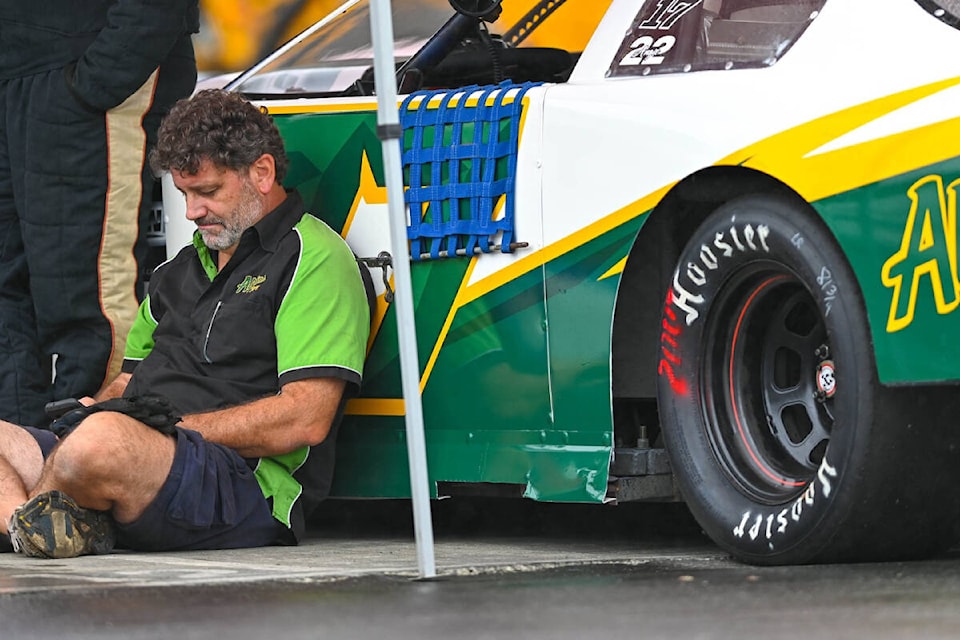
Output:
top-left (9, 491), bottom-right (116, 559)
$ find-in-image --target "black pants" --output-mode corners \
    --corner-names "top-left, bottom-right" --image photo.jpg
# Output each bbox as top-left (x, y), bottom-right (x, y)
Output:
top-left (0, 45), bottom-right (195, 425)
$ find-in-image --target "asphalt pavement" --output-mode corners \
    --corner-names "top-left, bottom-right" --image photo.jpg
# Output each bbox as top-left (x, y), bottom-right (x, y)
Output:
top-left (5, 500), bottom-right (960, 639)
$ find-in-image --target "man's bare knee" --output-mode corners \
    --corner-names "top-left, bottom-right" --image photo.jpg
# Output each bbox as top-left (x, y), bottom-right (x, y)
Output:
top-left (39, 412), bottom-right (178, 518)
top-left (46, 415), bottom-right (124, 489)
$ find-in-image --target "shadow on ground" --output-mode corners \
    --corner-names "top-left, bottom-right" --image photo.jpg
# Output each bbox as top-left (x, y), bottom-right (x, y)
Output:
top-left (309, 497), bottom-right (708, 544)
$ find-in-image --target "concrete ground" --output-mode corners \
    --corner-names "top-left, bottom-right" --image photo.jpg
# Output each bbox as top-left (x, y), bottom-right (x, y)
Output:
top-left (0, 499), bottom-right (716, 594)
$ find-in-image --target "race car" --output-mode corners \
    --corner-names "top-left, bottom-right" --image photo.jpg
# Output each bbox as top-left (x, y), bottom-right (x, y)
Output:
top-left (163, 0), bottom-right (960, 565)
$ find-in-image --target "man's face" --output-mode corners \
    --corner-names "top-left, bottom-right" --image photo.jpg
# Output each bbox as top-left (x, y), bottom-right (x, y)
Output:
top-left (172, 159), bottom-right (265, 252)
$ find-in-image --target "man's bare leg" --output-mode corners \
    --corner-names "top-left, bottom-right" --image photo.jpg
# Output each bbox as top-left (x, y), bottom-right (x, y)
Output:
top-left (0, 421), bottom-right (46, 534)
top-left (30, 411), bottom-right (176, 524)
top-left (0, 457), bottom-right (29, 536)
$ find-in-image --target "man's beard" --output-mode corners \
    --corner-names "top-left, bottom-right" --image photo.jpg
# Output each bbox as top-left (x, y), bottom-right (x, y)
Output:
top-left (197, 179), bottom-right (264, 251)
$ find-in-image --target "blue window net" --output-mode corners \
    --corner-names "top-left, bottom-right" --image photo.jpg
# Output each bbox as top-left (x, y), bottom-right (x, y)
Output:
top-left (399, 81), bottom-right (539, 260)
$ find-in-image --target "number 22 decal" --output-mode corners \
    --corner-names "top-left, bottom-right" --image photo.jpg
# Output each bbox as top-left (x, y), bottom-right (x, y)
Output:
top-left (618, 35), bottom-right (677, 66)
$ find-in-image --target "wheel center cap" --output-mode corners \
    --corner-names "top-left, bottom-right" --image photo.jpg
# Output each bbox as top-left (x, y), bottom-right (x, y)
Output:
top-left (816, 359), bottom-right (837, 398)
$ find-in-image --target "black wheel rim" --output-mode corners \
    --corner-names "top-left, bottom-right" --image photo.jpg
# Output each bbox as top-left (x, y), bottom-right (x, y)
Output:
top-left (701, 263), bottom-right (835, 503)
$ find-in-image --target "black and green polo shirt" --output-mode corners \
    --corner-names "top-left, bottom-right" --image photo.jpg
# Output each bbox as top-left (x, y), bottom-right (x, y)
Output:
top-left (121, 190), bottom-right (370, 540)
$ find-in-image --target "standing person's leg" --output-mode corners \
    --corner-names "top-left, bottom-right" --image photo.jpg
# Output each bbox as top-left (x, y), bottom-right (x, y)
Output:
top-left (0, 76), bottom-right (53, 426)
top-left (94, 71), bottom-right (165, 389)
top-left (135, 37), bottom-right (198, 291)
top-left (21, 69), bottom-right (141, 403)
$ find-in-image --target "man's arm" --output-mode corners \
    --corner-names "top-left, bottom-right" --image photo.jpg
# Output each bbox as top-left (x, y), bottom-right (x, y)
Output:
top-left (94, 372), bottom-right (132, 403)
top-left (178, 377), bottom-right (347, 458)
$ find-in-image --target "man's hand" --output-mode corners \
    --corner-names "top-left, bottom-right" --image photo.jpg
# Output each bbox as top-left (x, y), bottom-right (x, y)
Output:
top-left (49, 395), bottom-right (181, 438)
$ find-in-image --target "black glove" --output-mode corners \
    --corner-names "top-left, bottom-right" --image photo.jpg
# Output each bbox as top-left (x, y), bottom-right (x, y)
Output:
top-left (49, 395), bottom-right (181, 438)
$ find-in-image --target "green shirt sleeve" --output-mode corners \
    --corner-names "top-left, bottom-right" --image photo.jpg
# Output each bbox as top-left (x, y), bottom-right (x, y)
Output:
top-left (275, 214), bottom-right (370, 385)
top-left (123, 294), bottom-right (158, 367)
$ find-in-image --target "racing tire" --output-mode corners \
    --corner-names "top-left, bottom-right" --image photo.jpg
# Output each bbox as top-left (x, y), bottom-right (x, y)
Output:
top-left (656, 193), bottom-right (960, 565)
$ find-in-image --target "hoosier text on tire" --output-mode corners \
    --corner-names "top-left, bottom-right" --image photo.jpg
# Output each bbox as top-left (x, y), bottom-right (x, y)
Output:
top-left (656, 193), bottom-right (960, 565)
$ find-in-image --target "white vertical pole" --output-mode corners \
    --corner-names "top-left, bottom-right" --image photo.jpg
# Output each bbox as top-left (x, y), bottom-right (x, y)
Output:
top-left (367, 0), bottom-right (437, 579)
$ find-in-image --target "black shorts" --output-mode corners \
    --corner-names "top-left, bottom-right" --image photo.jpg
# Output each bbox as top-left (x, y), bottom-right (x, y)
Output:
top-left (24, 426), bottom-right (289, 551)
top-left (22, 426), bottom-right (58, 458)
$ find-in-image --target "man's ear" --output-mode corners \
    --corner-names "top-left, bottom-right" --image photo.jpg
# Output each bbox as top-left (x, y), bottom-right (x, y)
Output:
top-left (248, 154), bottom-right (277, 194)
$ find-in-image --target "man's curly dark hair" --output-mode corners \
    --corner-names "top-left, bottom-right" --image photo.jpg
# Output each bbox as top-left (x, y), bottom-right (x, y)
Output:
top-left (150, 89), bottom-right (290, 182)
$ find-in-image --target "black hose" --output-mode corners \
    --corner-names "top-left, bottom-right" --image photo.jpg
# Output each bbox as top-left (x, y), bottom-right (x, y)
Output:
top-left (478, 23), bottom-right (504, 84)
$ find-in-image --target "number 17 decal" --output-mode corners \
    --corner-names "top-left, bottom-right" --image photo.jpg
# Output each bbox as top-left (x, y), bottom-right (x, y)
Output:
top-left (639, 0), bottom-right (703, 30)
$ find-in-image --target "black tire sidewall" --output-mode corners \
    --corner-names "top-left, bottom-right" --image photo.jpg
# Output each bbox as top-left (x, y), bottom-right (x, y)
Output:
top-left (658, 194), bottom-right (875, 564)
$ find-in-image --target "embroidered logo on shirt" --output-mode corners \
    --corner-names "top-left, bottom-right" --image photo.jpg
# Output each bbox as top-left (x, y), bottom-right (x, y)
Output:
top-left (236, 275), bottom-right (267, 294)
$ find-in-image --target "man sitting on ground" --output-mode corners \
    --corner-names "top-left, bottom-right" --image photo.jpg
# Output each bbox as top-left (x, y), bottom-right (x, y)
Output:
top-left (0, 88), bottom-right (371, 558)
